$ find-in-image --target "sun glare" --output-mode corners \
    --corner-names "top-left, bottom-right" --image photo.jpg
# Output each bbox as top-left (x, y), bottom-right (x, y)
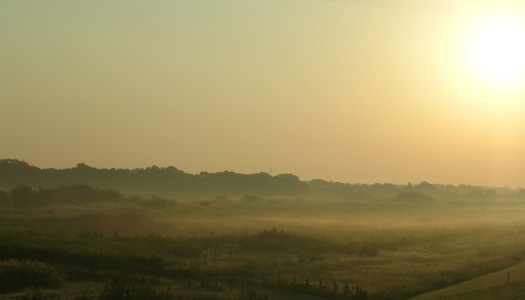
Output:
top-left (468, 18), bottom-right (525, 84)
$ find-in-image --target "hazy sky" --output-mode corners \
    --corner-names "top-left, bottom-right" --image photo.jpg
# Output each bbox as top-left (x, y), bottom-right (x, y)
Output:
top-left (2, 1), bottom-right (525, 187)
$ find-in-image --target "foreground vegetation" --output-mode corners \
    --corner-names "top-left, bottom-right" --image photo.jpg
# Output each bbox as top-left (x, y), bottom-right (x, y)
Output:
top-left (410, 260), bottom-right (525, 300)
top-left (1, 184), bottom-right (525, 299)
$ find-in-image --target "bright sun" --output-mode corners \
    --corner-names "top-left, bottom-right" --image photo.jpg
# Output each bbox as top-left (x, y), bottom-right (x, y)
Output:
top-left (468, 17), bottom-right (525, 84)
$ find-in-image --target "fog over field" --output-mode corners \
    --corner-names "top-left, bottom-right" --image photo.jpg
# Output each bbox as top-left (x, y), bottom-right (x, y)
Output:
top-left (1, 160), bottom-right (525, 299)
top-left (2, 1), bottom-right (525, 299)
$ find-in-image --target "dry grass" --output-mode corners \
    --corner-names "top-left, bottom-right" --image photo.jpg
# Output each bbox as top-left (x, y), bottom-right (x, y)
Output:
top-left (2, 198), bottom-right (525, 299)
top-left (410, 260), bottom-right (525, 300)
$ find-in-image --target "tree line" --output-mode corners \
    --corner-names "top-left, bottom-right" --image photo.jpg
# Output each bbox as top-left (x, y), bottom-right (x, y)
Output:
top-left (0, 184), bottom-right (127, 207)
top-left (1, 159), bottom-right (519, 201)
top-left (0, 159), bottom-right (309, 196)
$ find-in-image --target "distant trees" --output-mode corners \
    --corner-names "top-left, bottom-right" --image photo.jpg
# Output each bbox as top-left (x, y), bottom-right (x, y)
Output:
top-left (393, 191), bottom-right (436, 203)
top-left (240, 195), bottom-right (262, 204)
top-left (0, 159), bottom-right (310, 197)
top-left (141, 194), bottom-right (177, 208)
top-left (10, 185), bottom-right (35, 207)
top-left (1, 159), bottom-right (519, 202)
top-left (0, 185), bottom-right (126, 207)
top-left (0, 190), bottom-right (8, 205)
top-left (462, 190), bottom-right (497, 202)
top-left (307, 179), bottom-right (509, 203)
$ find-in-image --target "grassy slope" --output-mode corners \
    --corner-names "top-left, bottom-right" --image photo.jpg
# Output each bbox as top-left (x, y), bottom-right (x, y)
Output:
top-left (410, 260), bottom-right (525, 300)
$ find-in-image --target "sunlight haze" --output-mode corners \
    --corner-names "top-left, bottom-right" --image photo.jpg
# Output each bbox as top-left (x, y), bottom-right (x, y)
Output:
top-left (2, 0), bottom-right (525, 187)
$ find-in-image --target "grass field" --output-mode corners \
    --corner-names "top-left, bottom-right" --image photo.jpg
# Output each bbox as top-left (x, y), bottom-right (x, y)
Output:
top-left (1, 195), bottom-right (525, 299)
top-left (410, 260), bottom-right (525, 300)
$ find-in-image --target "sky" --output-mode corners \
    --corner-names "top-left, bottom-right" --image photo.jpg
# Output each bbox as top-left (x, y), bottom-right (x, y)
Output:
top-left (2, 0), bottom-right (525, 187)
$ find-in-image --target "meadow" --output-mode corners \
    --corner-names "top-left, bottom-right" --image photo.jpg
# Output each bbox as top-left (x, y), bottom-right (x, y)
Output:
top-left (1, 189), bottom-right (525, 299)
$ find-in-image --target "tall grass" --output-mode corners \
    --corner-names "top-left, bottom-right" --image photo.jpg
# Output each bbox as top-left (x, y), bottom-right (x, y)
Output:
top-left (3, 199), bottom-right (525, 299)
